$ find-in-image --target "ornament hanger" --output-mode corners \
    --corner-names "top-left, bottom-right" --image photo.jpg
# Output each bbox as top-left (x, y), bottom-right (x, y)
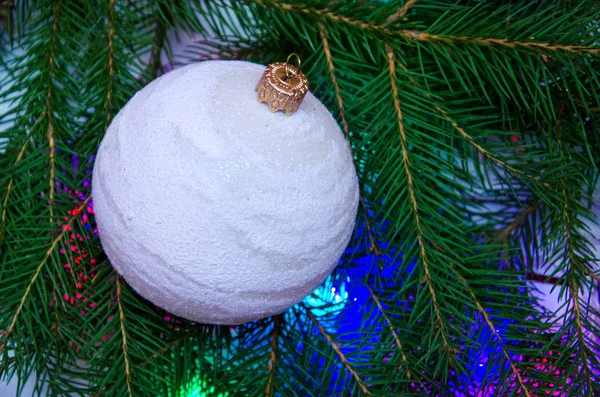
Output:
top-left (256, 53), bottom-right (309, 116)
top-left (284, 53), bottom-right (302, 79)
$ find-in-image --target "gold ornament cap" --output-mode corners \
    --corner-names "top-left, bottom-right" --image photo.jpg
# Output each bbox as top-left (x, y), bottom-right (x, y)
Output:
top-left (256, 53), bottom-right (308, 116)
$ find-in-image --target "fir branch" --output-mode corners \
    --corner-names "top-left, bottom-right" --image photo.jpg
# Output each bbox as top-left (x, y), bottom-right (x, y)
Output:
top-left (435, 106), bottom-right (534, 184)
top-left (454, 271), bottom-right (532, 397)
top-left (246, 0), bottom-right (600, 56)
top-left (265, 316), bottom-right (280, 397)
top-left (105, 0), bottom-right (116, 127)
top-left (385, 42), bottom-right (452, 355)
top-left (399, 31), bottom-right (600, 55)
top-left (115, 276), bottom-right (133, 397)
top-left (392, 55), bottom-right (550, 188)
top-left (386, 0), bottom-right (419, 23)
top-left (0, 131), bottom-right (31, 242)
top-left (318, 23), bottom-right (348, 138)
top-left (498, 200), bottom-right (542, 243)
top-left (147, 20), bottom-right (167, 78)
top-left (568, 278), bottom-right (593, 393)
top-left (318, 22), bottom-right (380, 255)
top-left (45, 0), bottom-right (59, 220)
top-left (365, 284), bottom-right (411, 379)
top-left (559, 187), bottom-right (593, 393)
top-left (584, 268), bottom-right (600, 285)
top-left (300, 303), bottom-right (371, 396)
top-left (138, 330), bottom-right (198, 369)
top-left (246, 0), bottom-right (383, 34)
top-left (553, 132), bottom-right (596, 394)
top-left (0, 196), bottom-right (91, 351)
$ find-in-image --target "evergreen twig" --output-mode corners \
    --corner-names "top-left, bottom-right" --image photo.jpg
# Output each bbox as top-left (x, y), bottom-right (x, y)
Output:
top-left (0, 197), bottom-right (91, 351)
top-left (385, 42), bottom-right (452, 357)
top-left (300, 302), bottom-right (371, 396)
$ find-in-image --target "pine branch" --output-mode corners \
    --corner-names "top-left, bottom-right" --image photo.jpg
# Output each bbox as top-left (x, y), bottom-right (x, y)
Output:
top-left (498, 200), bottom-right (542, 242)
top-left (147, 20), bottom-right (167, 78)
top-left (105, 0), bottom-right (116, 127)
top-left (365, 284), bottom-right (411, 379)
top-left (385, 42), bottom-right (453, 357)
top-left (246, 0), bottom-right (600, 56)
top-left (0, 196), bottom-right (90, 351)
top-left (539, 129), bottom-right (599, 395)
top-left (115, 276), bottom-right (133, 397)
top-left (386, 0), bottom-right (419, 23)
top-left (2, 0), bottom-right (600, 394)
top-left (45, 0), bottom-right (59, 220)
top-left (392, 54), bottom-right (550, 189)
top-left (318, 23), bottom-right (348, 138)
top-left (558, 180), bottom-right (594, 395)
top-left (138, 329), bottom-right (200, 369)
top-left (0, 129), bottom-right (32, 242)
top-left (300, 303), bottom-right (371, 396)
top-left (400, 30), bottom-right (600, 55)
top-left (454, 271), bottom-right (532, 397)
top-left (318, 22), bottom-right (380, 255)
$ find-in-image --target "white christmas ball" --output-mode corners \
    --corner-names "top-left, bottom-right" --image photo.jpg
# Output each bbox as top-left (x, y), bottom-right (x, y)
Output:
top-left (92, 60), bottom-right (359, 324)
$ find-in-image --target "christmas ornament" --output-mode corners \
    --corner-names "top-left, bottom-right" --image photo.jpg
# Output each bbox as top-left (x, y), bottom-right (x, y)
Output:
top-left (92, 59), bottom-right (359, 325)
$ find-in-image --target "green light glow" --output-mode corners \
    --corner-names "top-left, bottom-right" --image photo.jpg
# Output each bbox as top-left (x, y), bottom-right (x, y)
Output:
top-left (178, 376), bottom-right (228, 397)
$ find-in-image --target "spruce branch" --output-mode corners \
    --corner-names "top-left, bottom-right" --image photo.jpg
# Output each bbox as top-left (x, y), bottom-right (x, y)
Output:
top-left (399, 31), bottom-right (600, 55)
top-left (246, 0), bottom-right (383, 35)
top-left (544, 130), bottom-right (598, 395)
top-left (385, 42), bottom-right (452, 357)
top-left (0, 196), bottom-right (91, 351)
top-left (392, 53), bottom-right (550, 189)
top-left (0, 130), bottom-right (31, 242)
top-left (45, 0), bottom-right (59, 220)
top-left (318, 23), bottom-right (348, 139)
top-left (115, 276), bottom-right (133, 397)
top-left (138, 329), bottom-right (200, 369)
top-left (146, 19), bottom-right (167, 79)
top-left (105, 0), bottom-right (116, 127)
top-left (498, 200), bottom-right (543, 243)
top-left (559, 204), bottom-right (594, 395)
top-left (2, 0), bottom-right (600, 394)
top-left (385, 0), bottom-right (419, 24)
top-left (246, 0), bottom-right (600, 56)
top-left (300, 302), bottom-right (371, 396)
top-left (318, 22), bottom-right (380, 255)
top-left (454, 271), bottom-right (532, 397)
top-left (365, 284), bottom-right (411, 379)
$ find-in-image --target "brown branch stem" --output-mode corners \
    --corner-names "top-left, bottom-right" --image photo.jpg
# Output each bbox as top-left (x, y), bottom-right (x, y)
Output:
top-left (454, 271), bottom-right (532, 397)
top-left (498, 200), bottom-right (542, 242)
top-left (385, 43), bottom-right (452, 354)
top-left (0, 134), bottom-right (32, 241)
top-left (318, 22), bottom-right (380, 255)
top-left (116, 276), bottom-right (133, 397)
top-left (365, 284), bottom-right (411, 378)
top-left (386, 0), bottom-right (419, 23)
top-left (105, 0), bottom-right (116, 127)
top-left (300, 303), bottom-right (371, 396)
top-left (265, 315), bottom-right (280, 397)
top-left (46, 1), bottom-right (60, 220)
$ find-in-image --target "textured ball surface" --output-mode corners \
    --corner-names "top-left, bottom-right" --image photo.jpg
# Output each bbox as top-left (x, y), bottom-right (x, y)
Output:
top-left (92, 60), bottom-right (359, 324)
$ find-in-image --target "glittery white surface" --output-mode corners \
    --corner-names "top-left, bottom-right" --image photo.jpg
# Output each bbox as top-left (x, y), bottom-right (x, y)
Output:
top-left (92, 60), bottom-right (359, 324)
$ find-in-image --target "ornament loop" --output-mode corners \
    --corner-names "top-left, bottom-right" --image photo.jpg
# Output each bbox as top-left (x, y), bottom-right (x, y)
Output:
top-left (285, 53), bottom-right (302, 77)
top-left (255, 53), bottom-right (309, 116)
